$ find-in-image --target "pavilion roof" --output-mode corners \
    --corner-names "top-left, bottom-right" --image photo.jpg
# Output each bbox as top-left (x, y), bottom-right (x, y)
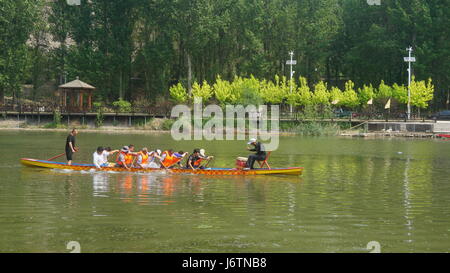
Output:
top-left (59, 77), bottom-right (95, 90)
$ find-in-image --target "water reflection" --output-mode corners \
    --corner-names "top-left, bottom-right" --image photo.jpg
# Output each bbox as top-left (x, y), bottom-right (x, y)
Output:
top-left (92, 173), bottom-right (109, 197)
top-left (403, 157), bottom-right (413, 245)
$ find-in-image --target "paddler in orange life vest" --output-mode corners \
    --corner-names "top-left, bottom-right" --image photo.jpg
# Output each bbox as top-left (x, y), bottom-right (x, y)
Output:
top-left (135, 147), bottom-right (151, 168)
top-left (116, 145), bottom-right (136, 170)
top-left (186, 148), bottom-right (214, 170)
top-left (161, 149), bottom-right (186, 169)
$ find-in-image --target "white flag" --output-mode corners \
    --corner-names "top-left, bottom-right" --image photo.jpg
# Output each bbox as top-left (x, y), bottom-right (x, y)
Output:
top-left (332, 99), bottom-right (339, 105)
top-left (384, 98), bottom-right (391, 109)
top-left (367, 98), bottom-right (373, 105)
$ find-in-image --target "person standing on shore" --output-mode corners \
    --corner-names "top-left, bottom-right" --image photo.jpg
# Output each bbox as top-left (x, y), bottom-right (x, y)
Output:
top-left (66, 128), bottom-right (78, 165)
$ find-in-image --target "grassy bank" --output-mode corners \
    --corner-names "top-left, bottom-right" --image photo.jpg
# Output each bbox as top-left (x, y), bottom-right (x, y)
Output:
top-left (280, 121), bottom-right (358, 136)
top-left (1, 118), bottom-right (363, 137)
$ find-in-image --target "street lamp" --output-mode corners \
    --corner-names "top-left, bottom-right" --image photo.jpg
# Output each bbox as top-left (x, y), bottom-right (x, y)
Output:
top-left (404, 46), bottom-right (416, 120)
top-left (286, 51), bottom-right (297, 113)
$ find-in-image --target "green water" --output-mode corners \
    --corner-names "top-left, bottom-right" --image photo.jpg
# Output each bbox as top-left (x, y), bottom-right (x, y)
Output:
top-left (1, 130), bottom-right (450, 253)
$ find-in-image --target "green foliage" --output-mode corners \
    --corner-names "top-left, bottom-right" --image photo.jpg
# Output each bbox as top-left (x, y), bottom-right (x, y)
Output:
top-left (213, 76), bottom-right (232, 106)
top-left (161, 119), bottom-right (175, 131)
top-left (376, 80), bottom-right (392, 99)
top-left (341, 80), bottom-right (359, 108)
top-left (329, 86), bottom-right (343, 106)
top-left (391, 83), bottom-right (408, 104)
top-left (94, 102), bottom-right (104, 128)
top-left (284, 121), bottom-right (340, 136)
top-left (410, 77), bottom-right (434, 109)
top-left (296, 77), bottom-right (312, 106)
top-left (95, 112), bottom-right (104, 128)
top-left (93, 102), bottom-right (103, 111)
top-left (53, 110), bottom-right (62, 125)
top-left (112, 99), bottom-right (132, 113)
top-left (312, 81), bottom-right (330, 106)
top-left (170, 83), bottom-right (188, 103)
top-left (358, 84), bottom-right (375, 106)
top-left (0, 0), bottom-right (37, 101)
top-left (191, 80), bottom-right (213, 103)
top-left (44, 110), bottom-right (65, 128)
top-left (3, 0), bottom-right (448, 112)
top-left (260, 76), bottom-right (285, 105)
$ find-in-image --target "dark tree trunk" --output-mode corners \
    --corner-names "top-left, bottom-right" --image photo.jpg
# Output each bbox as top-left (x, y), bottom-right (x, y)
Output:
top-left (0, 86), bottom-right (4, 105)
top-left (187, 51), bottom-right (192, 96)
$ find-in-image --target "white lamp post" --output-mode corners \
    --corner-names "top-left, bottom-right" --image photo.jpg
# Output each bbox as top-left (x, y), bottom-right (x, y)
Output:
top-left (404, 46), bottom-right (416, 120)
top-left (286, 51), bottom-right (297, 113)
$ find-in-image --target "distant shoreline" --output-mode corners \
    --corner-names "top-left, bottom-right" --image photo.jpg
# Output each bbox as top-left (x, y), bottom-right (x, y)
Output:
top-left (1, 126), bottom-right (446, 140)
top-left (0, 126), bottom-right (299, 136)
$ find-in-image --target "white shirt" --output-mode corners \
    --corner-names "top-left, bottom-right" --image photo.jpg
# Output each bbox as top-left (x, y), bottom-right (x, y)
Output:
top-left (101, 151), bottom-right (111, 164)
top-left (93, 152), bottom-right (104, 168)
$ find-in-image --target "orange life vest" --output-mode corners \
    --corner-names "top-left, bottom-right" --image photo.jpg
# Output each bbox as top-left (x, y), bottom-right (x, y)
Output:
top-left (116, 151), bottom-right (134, 166)
top-left (139, 151), bottom-right (149, 165)
top-left (124, 153), bottom-right (134, 165)
top-left (193, 157), bottom-right (203, 167)
top-left (162, 151), bottom-right (178, 167)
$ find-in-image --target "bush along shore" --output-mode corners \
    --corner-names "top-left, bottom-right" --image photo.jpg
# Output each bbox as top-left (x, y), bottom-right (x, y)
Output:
top-left (1, 114), bottom-right (356, 136)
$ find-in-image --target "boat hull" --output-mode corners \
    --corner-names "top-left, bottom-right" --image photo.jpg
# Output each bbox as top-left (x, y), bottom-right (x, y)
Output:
top-left (20, 158), bottom-right (303, 176)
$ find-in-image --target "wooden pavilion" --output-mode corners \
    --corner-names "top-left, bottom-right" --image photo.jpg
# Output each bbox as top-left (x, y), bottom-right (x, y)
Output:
top-left (58, 77), bottom-right (95, 112)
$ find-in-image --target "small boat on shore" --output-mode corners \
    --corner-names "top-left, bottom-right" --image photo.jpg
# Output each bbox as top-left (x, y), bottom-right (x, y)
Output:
top-left (437, 134), bottom-right (450, 139)
top-left (20, 158), bottom-right (303, 176)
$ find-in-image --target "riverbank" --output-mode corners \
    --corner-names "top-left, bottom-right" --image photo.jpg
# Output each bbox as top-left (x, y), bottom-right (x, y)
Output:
top-left (0, 118), bottom-right (348, 136)
top-left (339, 131), bottom-right (440, 139)
top-left (2, 119), bottom-right (448, 139)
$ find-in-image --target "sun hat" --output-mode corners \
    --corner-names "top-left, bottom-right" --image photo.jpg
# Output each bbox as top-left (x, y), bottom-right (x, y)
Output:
top-left (247, 138), bottom-right (257, 145)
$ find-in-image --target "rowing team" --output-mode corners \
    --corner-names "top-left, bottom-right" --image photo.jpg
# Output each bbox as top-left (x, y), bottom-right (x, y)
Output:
top-left (93, 145), bottom-right (214, 170)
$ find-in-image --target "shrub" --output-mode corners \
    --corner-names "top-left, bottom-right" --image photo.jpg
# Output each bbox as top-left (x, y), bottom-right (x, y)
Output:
top-left (169, 83), bottom-right (188, 103)
top-left (95, 111), bottom-right (104, 128)
top-left (161, 119), bottom-right (175, 131)
top-left (53, 110), bottom-right (62, 125)
top-left (112, 99), bottom-right (132, 113)
top-left (93, 102), bottom-right (104, 127)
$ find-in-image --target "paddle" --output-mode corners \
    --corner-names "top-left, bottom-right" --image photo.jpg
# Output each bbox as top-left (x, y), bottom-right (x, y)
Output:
top-left (203, 156), bottom-right (214, 168)
top-left (47, 153), bottom-right (66, 161)
top-left (47, 147), bottom-right (79, 161)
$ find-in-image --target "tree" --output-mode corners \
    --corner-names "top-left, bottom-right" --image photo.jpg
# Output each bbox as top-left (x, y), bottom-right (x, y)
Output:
top-left (357, 84), bottom-right (375, 106)
top-left (296, 77), bottom-right (312, 107)
top-left (312, 81), bottom-right (330, 106)
top-left (295, 0), bottom-right (342, 82)
top-left (410, 77), bottom-right (434, 116)
top-left (191, 80), bottom-right (213, 103)
top-left (169, 83), bottom-right (188, 103)
top-left (391, 83), bottom-right (408, 105)
top-left (213, 76), bottom-right (232, 106)
top-left (376, 80), bottom-right (393, 100)
top-left (28, 1), bottom-right (52, 100)
top-left (0, 0), bottom-right (37, 104)
top-left (341, 80), bottom-right (359, 108)
top-left (329, 86), bottom-right (343, 106)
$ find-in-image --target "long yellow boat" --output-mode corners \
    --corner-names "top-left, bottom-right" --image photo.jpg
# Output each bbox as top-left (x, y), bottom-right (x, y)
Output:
top-left (20, 158), bottom-right (303, 176)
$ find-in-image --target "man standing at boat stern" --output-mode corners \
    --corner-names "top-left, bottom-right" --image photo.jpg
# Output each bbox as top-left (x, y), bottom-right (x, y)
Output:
top-left (66, 128), bottom-right (78, 165)
top-left (246, 138), bottom-right (266, 169)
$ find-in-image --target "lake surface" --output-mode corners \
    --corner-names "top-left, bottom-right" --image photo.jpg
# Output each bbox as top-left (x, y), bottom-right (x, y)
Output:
top-left (1, 130), bottom-right (450, 253)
